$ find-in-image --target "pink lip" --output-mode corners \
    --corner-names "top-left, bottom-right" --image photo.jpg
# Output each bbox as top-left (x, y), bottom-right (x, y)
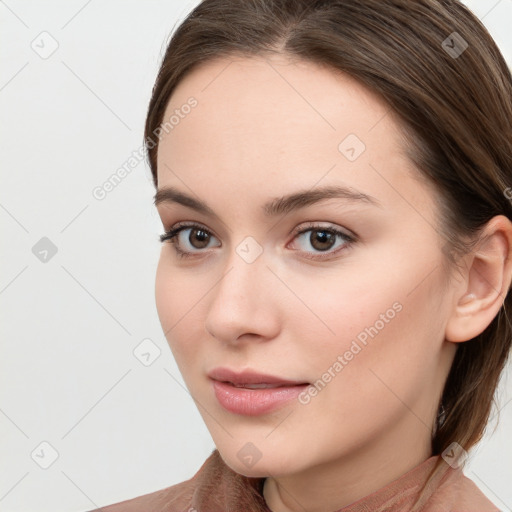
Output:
top-left (208, 367), bottom-right (309, 416)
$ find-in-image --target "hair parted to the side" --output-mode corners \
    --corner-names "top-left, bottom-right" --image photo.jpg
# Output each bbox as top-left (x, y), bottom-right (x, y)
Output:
top-left (144, 0), bottom-right (512, 508)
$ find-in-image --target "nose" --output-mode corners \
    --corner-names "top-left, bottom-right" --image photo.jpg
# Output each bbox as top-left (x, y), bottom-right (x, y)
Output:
top-left (204, 249), bottom-right (281, 345)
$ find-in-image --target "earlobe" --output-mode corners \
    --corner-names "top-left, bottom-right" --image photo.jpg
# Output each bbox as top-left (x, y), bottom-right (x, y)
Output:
top-left (445, 215), bottom-right (512, 343)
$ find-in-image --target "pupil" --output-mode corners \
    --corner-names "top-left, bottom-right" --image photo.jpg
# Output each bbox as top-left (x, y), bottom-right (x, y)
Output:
top-left (312, 230), bottom-right (334, 251)
top-left (191, 229), bottom-right (209, 248)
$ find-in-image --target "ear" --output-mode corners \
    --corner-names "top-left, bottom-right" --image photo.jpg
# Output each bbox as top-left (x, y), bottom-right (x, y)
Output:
top-left (445, 215), bottom-right (512, 343)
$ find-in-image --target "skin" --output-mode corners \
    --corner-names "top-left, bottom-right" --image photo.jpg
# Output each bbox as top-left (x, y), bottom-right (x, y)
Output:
top-left (154, 54), bottom-right (512, 512)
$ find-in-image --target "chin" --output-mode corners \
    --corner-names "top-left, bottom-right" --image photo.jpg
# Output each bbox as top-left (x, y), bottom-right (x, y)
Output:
top-left (215, 441), bottom-right (304, 479)
top-left (218, 452), bottom-right (274, 478)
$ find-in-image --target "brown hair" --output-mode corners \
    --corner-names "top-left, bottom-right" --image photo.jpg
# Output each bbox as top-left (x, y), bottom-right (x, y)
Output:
top-left (145, 0), bottom-right (512, 507)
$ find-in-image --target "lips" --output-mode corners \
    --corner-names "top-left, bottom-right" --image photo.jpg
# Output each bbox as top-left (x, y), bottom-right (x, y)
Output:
top-left (230, 383), bottom-right (287, 389)
top-left (208, 367), bottom-right (309, 387)
top-left (208, 367), bottom-right (310, 416)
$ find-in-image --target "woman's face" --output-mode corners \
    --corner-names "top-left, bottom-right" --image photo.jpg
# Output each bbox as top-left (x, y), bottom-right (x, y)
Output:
top-left (154, 55), bottom-right (458, 477)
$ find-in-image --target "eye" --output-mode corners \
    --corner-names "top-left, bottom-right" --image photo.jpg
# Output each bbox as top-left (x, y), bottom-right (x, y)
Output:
top-left (159, 222), bottom-right (220, 259)
top-left (288, 222), bottom-right (355, 260)
top-left (159, 221), bottom-right (356, 261)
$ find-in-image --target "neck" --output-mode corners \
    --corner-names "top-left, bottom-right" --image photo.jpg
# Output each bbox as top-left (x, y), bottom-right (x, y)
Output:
top-left (262, 416), bottom-right (433, 512)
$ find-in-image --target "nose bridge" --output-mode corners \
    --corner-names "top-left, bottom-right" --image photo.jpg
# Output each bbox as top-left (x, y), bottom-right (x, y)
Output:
top-left (204, 238), bottom-right (279, 342)
top-left (212, 242), bottom-right (267, 314)
top-left (216, 233), bottom-right (268, 301)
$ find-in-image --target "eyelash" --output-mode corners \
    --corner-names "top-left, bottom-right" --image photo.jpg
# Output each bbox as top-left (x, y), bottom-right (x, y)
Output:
top-left (159, 221), bottom-right (356, 261)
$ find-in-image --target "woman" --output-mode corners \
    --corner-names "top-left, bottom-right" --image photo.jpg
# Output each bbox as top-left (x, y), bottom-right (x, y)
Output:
top-left (92, 0), bottom-right (512, 510)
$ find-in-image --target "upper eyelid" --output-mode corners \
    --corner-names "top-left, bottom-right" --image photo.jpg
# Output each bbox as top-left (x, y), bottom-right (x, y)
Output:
top-left (165, 221), bottom-right (355, 245)
top-left (167, 220), bottom-right (350, 235)
top-left (171, 221), bottom-right (221, 240)
top-left (292, 222), bottom-right (354, 237)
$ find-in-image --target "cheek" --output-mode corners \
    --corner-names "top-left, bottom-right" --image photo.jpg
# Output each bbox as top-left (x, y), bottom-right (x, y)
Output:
top-left (155, 255), bottom-right (177, 333)
top-left (297, 258), bottom-right (447, 415)
top-left (155, 255), bottom-right (203, 360)
top-left (283, 266), bottom-right (401, 360)
top-left (288, 245), bottom-right (445, 363)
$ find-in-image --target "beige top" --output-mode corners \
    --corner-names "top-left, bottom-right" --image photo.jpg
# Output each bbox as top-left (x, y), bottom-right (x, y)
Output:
top-left (90, 449), bottom-right (500, 512)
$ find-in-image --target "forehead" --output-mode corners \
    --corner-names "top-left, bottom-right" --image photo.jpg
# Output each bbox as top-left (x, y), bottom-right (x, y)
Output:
top-left (157, 54), bottom-right (398, 166)
top-left (160, 55), bottom-right (391, 143)
top-left (154, 54), bottom-right (432, 220)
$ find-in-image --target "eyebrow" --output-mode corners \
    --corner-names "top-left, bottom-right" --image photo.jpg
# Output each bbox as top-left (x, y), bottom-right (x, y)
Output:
top-left (153, 184), bottom-right (382, 219)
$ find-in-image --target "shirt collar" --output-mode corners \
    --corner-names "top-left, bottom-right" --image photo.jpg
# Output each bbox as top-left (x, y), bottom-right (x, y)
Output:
top-left (190, 450), bottom-right (459, 511)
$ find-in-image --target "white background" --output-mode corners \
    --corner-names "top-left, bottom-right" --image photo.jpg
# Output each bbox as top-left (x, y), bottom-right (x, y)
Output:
top-left (1, 1), bottom-right (511, 511)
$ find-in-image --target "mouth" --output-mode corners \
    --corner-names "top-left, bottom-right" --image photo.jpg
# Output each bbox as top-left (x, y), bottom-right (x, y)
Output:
top-left (208, 367), bottom-right (310, 416)
top-left (226, 382), bottom-right (296, 389)
top-left (208, 367), bottom-right (309, 387)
